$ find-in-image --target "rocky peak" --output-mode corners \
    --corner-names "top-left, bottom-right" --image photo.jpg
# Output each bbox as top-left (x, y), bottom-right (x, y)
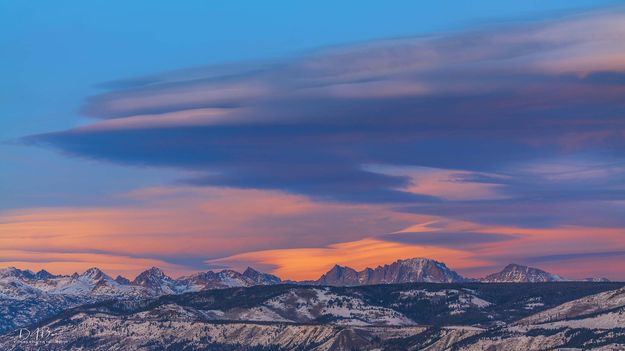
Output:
top-left (482, 263), bottom-right (565, 282)
top-left (242, 267), bottom-right (281, 285)
top-left (315, 258), bottom-right (466, 286)
top-left (317, 265), bottom-right (361, 286)
top-left (129, 267), bottom-right (180, 295)
top-left (34, 269), bottom-right (55, 280)
top-left (0, 267), bottom-right (35, 279)
top-left (327, 265), bottom-right (355, 276)
top-left (132, 267), bottom-right (170, 285)
top-left (80, 267), bottom-right (112, 282)
top-left (376, 258), bottom-right (465, 284)
top-left (242, 267), bottom-right (260, 278)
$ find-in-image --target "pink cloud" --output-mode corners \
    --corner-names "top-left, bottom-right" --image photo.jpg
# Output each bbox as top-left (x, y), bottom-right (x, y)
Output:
top-left (0, 186), bottom-right (425, 277)
top-left (3, 186), bottom-right (625, 280)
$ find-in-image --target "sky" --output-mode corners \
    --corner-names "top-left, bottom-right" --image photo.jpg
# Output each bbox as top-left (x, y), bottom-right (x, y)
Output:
top-left (2, 0), bottom-right (625, 280)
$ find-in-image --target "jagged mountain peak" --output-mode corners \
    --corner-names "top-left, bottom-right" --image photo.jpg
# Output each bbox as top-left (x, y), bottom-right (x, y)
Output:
top-left (242, 267), bottom-right (281, 284)
top-left (81, 267), bottom-right (110, 281)
top-left (0, 267), bottom-right (34, 279)
top-left (326, 264), bottom-right (357, 274)
top-left (131, 267), bottom-right (177, 295)
top-left (0, 266), bottom-right (19, 274)
top-left (317, 264), bottom-right (359, 282)
top-left (316, 257), bottom-right (466, 286)
top-left (34, 269), bottom-right (55, 280)
top-left (138, 266), bottom-right (167, 278)
top-left (132, 267), bottom-right (172, 285)
top-left (482, 263), bottom-right (565, 282)
top-left (242, 266), bottom-right (259, 275)
top-left (181, 267), bottom-right (280, 289)
top-left (382, 257), bottom-right (465, 283)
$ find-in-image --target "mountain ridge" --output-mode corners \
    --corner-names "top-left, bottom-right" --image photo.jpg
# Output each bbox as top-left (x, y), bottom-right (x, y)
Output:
top-left (314, 257), bottom-right (467, 286)
top-left (1, 258), bottom-right (612, 293)
top-left (0, 258), bottom-right (618, 340)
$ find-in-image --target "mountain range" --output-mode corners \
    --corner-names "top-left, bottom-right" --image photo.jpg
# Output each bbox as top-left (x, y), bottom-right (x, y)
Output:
top-left (0, 257), bottom-right (623, 350)
top-left (0, 257), bottom-right (609, 335)
top-left (0, 257), bottom-right (607, 301)
top-left (0, 265), bottom-right (281, 299)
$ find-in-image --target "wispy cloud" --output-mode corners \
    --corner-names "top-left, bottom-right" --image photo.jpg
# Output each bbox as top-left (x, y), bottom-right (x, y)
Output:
top-left (0, 186), bottom-right (424, 277)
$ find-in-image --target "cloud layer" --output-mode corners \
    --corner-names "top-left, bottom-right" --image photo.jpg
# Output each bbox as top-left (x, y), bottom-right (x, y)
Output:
top-left (0, 187), bottom-right (422, 277)
top-left (14, 7), bottom-right (625, 279)
top-left (30, 9), bottom-right (625, 207)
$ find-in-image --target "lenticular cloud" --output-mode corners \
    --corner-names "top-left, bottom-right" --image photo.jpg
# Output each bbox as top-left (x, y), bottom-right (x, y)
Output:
top-left (28, 9), bottom-right (625, 210)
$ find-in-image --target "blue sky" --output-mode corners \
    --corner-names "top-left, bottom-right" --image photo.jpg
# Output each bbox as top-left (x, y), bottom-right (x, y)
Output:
top-left (2, 1), bottom-right (625, 279)
top-left (1, 0), bottom-right (619, 207)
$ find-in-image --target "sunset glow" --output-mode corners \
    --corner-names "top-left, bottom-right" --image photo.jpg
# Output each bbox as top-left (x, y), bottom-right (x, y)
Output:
top-left (3, 1), bottom-right (625, 282)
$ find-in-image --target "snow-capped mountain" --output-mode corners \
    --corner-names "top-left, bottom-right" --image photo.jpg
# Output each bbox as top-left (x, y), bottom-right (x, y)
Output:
top-left (0, 267), bottom-right (53, 281)
top-left (0, 258), bottom-right (615, 337)
top-left (174, 266), bottom-right (282, 292)
top-left (131, 267), bottom-right (179, 295)
top-left (480, 263), bottom-right (565, 282)
top-left (0, 266), bottom-right (144, 298)
top-left (243, 266), bottom-right (282, 285)
top-left (0, 266), bottom-right (282, 301)
top-left (0, 267), bottom-right (143, 333)
top-left (0, 266), bottom-right (281, 333)
top-left (315, 257), bottom-right (467, 285)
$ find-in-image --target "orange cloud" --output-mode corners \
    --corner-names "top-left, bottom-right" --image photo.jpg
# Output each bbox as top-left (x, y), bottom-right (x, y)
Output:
top-left (209, 238), bottom-right (486, 281)
top-left (3, 185), bottom-right (625, 280)
top-left (211, 223), bottom-right (625, 281)
top-left (0, 186), bottom-right (425, 278)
